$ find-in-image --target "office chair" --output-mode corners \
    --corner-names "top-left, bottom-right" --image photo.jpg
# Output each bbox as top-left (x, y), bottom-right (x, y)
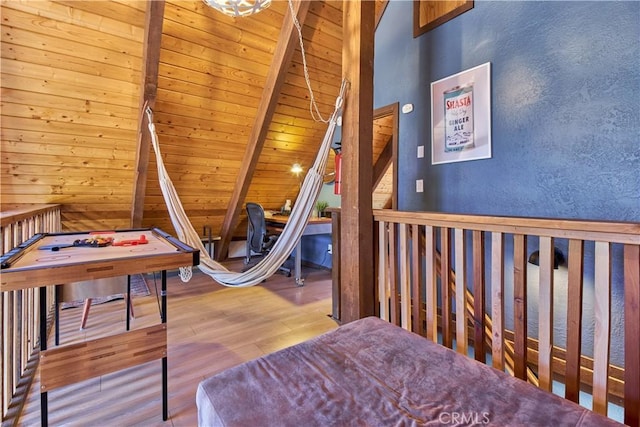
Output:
top-left (245, 202), bottom-right (291, 277)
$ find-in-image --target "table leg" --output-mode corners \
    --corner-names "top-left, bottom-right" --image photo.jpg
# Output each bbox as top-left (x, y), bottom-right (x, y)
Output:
top-left (295, 241), bottom-right (303, 286)
top-left (162, 357), bottom-right (168, 420)
top-left (54, 287), bottom-right (60, 346)
top-left (39, 286), bottom-right (48, 427)
top-left (126, 275), bottom-right (131, 331)
top-left (80, 299), bottom-right (92, 330)
top-left (161, 270), bottom-right (168, 420)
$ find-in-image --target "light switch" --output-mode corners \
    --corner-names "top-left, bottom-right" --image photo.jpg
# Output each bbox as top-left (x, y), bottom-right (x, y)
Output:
top-left (417, 145), bottom-right (424, 158)
top-left (416, 179), bottom-right (424, 193)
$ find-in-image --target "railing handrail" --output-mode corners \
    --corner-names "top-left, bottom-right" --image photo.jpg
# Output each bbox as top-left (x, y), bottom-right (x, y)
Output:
top-left (1, 204), bottom-right (62, 228)
top-left (373, 209), bottom-right (640, 244)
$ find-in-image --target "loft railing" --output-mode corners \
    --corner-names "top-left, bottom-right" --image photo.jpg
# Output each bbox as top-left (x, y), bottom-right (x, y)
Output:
top-left (0, 204), bottom-right (61, 424)
top-left (368, 209), bottom-right (639, 426)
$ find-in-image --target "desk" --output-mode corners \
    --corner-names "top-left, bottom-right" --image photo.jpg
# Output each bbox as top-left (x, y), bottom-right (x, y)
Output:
top-left (0, 228), bottom-right (199, 426)
top-left (266, 216), bottom-right (331, 286)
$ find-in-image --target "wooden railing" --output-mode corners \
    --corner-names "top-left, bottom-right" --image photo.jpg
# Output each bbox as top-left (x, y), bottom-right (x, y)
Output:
top-left (371, 209), bottom-right (639, 426)
top-left (0, 204), bottom-right (61, 424)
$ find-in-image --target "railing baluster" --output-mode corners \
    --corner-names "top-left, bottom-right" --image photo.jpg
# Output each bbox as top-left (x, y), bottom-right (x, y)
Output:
top-left (592, 241), bottom-right (611, 415)
top-left (538, 236), bottom-right (554, 391)
top-left (623, 243), bottom-right (640, 426)
top-left (472, 230), bottom-right (486, 363)
top-left (20, 290), bottom-right (27, 375)
top-left (411, 225), bottom-right (423, 335)
top-left (378, 221), bottom-right (388, 321)
top-left (12, 292), bottom-right (18, 398)
top-left (2, 293), bottom-right (9, 416)
top-left (441, 227), bottom-right (452, 348)
top-left (425, 226), bottom-right (438, 342)
top-left (399, 223), bottom-right (411, 331)
top-left (565, 239), bottom-right (584, 402)
top-left (454, 228), bottom-right (467, 355)
top-left (491, 232), bottom-right (505, 371)
top-left (388, 223), bottom-right (398, 326)
top-left (513, 234), bottom-right (528, 381)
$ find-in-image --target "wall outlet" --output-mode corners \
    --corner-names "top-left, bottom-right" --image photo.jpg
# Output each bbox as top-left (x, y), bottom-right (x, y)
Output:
top-left (416, 179), bottom-right (424, 193)
top-left (327, 244), bottom-right (332, 254)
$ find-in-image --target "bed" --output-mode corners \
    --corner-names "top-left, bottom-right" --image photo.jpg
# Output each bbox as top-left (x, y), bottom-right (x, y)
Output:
top-left (196, 316), bottom-right (621, 426)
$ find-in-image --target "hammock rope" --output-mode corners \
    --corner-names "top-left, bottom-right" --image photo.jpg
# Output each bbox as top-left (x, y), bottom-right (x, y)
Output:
top-left (287, 0), bottom-right (327, 124)
top-left (144, 79), bottom-right (348, 287)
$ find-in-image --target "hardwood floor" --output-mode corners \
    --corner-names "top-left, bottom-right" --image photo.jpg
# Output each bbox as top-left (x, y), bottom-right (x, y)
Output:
top-left (17, 260), bottom-right (338, 426)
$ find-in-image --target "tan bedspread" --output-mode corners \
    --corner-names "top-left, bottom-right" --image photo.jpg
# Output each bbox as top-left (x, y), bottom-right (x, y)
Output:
top-left (196, 316), bottom-right (621, 426)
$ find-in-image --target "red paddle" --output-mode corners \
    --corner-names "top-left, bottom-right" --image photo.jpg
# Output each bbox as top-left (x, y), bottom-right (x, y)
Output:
top-left (112, 235), bottom-right (148, 246)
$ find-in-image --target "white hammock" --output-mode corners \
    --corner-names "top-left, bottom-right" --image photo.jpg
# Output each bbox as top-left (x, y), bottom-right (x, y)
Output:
top-left (145, 79), bottom-right (347, 287)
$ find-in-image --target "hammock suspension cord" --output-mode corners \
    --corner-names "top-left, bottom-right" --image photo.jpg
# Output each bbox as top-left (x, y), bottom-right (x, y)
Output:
top-left (287, 0), bottom-right (327, 124)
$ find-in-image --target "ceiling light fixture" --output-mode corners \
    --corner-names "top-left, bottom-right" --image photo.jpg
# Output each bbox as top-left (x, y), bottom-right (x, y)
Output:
top-left (202, 0), bottom-right (271, 18)
top-left (291, 163), bottom-right (303, 176)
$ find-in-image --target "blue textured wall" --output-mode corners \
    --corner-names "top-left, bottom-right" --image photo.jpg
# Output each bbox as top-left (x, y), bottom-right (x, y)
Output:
top-left (374, 0), bottom-right (639, 383)
top-left (375, 0), bottom-right (639, 221)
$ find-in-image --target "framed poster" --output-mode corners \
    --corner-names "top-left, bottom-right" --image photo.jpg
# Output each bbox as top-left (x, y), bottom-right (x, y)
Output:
top-left (431, 62), bottom-right (491, 165)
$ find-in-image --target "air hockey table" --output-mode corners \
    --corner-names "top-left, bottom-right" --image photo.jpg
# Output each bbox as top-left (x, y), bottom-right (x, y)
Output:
top-left (0, 228), bottom-right (199, 426)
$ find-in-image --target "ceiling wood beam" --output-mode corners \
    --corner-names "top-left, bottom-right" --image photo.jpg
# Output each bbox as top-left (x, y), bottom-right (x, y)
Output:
top-left (131, 0), bottom-right (165, 228)
top-left (340, 0), bottom-right (375, 323)
top-left (216, 0), bottom-right (311, 260)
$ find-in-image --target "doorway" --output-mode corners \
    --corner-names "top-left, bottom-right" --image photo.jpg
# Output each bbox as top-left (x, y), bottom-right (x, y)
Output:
top-left (372, 103), bottom-right (399, 209)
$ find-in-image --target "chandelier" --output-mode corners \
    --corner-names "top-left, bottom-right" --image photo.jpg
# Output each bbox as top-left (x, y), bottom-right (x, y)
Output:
top-left (202, 0), bottom-right (272, 18)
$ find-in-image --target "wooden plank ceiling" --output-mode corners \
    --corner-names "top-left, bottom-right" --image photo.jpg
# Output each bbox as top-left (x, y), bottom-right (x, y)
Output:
top-left (0, 0), bottom-right (390, 257)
